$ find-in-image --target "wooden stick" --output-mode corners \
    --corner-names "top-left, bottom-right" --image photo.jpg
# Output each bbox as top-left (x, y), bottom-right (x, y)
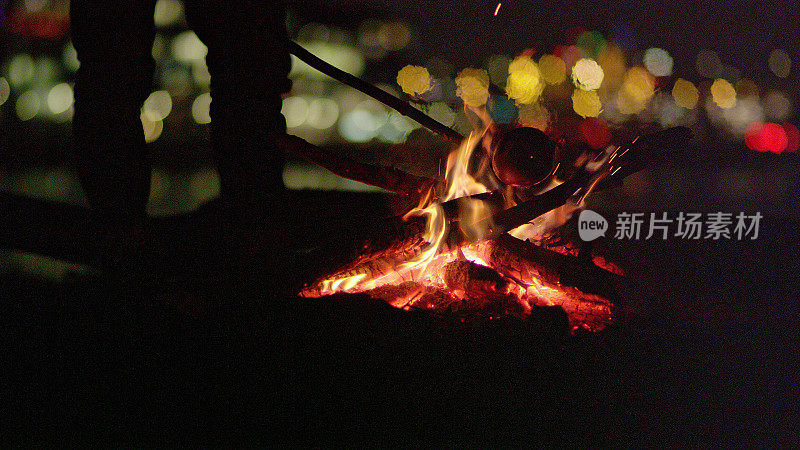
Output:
top-left (288, 41), bottom-right (464, 143)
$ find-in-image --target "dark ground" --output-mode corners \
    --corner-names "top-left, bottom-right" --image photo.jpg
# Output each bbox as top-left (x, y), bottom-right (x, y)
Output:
top-left (3, 190), bottom-right (799, 446)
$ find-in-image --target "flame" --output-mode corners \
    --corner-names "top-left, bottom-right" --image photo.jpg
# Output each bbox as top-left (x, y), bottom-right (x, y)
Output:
top-left (302, 129), bottom-right (616, 331)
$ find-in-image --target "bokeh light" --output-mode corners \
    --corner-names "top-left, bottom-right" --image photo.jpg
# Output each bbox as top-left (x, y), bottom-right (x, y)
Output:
top-left (596, 44), bottom-right (626, 91)
top-left (171, 31), bottom-right (207, 63)
top-left (191, 92), bottom-right (212, 124)
top-left (16, 90), bottom-right (41, 121)
top-left (396, 65), bottom-right (431, 97)
top-left (762, 90), bottom-right (792, 122)
top-left (338, 109), bottom-right (380, 142)
top-left (307, 98), bottom-right (340, 129)
top-left (62, 42), bottom-right (80, 72)
top-left (154, 0), bottom-right (184, 28)
top-left (8, 54), bottom-right (35, 87)
top-left (616, 67), bottom-right (655, 114)
top-left (643, 47), bottom-right (673, 77)
top-left (428, 102), bottom-right (456, 127)
top-left (783, 123), bottom-right (799, 153)
top-left (579, 117), bottom-right (611, 149)
top-left (768, 49), bottom-right (791, 78)
top-left (378, 21), bottom-right (411, 51)
top-left (744, 122), bottom-right (788, 153)
top-left (505, 55), bottom-right (544, 104)
top-left (0, 77), bottom-right (10, 106)
top-left (46, 82), bottom-right (73, 114)
top-left (572, 88), bottom-right (602, 117)
top-left (710, 78), bottom-right (736, 109)
top-left (142, 90), bottom-right (173, 121)
top-left (281, 96), bottom-right (309, 128)
top-left (576, 31), bottom-right (605, 59)
top-left (455, 68), bottom-right (490, 108)
top-left (141, 113), bottom-right (164, 143)
top-left (538, 54), bottom-right (566, 85)
top-left (291, 42), bottom-right (365, 79)
top-left (672, 78), bottom-right (699, 109)
top-left (571, 58), bottom-right (604, 90)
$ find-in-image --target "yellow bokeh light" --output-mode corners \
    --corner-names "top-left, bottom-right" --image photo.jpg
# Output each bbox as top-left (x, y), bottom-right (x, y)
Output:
top-left (142, 90), bottom-right (172, 121)
top-left (672, 78), bottom-right (699, 109)
top-left (455, 67), bottom-right (490, 108)
top-left (191, 92), bottom-right (212, 124)
top-left (571, 58), bottom-right (604, 90)
top-left (0, 77), bottom-right (10, 106)
top-left (616, 67), bottom-right (655, 114)
top-left (141, 113), bottom-right (164, 143)
top-left (8, 54), bottom-right (35, 87)
top-left (154, 0), bottom-right (184, 28)
top-left (47, 83), bottom-right (74, 114)
top-left (16, 90), bottom-right (40, 121)
top-left (572, 89), bottom-right (602, 117)
top-left (505, 55), bottom-right (544, 104)
top-left (281, 96), bottom-right (309, 128)
top-left (710, 78), bottom-right (736, 109)
top-left (396, 65), bottom-right (431, 97)
top-left (597, 44), bottom-right (626, 91)
top-left (538, 54), bottom-right (566, 85)
top-left (171, 31), bottom-right (207, 63)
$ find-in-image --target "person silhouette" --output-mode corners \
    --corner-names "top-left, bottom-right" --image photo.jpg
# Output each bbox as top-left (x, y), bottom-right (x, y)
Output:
top-left (70, 0), bottom-right (291, 272)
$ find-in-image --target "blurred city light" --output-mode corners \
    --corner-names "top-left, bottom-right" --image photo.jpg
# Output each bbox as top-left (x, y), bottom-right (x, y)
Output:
top-left (142, 90), bottom-right (173, 121)
top-left (0, 77), bottom-right (10, 106)
top-left (306, 98), bottom-right (339, 129)
top-left (643, 47), bottom-right (673, 77)
top-left (745, 122), bottom-right (789, 153)
top-left (517, 103), bottom-right (550, 130)
top-left (141, 113), bottom-right (164, 143)
top-left (46, 82), bottom-right (72, 114)
top-left (672, 78), bottom-right (699, 109)
top-left (16, 89), bottom-right (41, 120)
top-left (396, 65), bottom-right (431, 97)
top-left (191, 92), bottom-right (212, 124)
top-left (538, 54), bottom-right (566, 85)
top-left (571, 58), bottom-right (604, 90)
top-left (455, 67), bottom-right (490, 108)
top-left (61, 41), bottom-right (79, 71)
top-left (154, 0), bottom-right (184, 28)
top-left (572, 88), bottom-right (602, 117)
top-left (710, 78), bottom-right (736, 109)
top-left (171, 31), bottom-right (207, 63)
top-left (505, 55), bottom-right (544, 104)
top-left (8, 53), bottom-right (35, 87)
top-left (616, 67), bottom-right (654, 114)
top-left (762, 90), bottom-right (792, 122)
top-left (290, 41), bottom-right (365, 79)
top-left (281, 96), bottom-right (309, 128)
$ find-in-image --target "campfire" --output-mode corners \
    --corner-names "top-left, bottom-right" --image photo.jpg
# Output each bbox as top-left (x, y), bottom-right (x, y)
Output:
top-left (282, 42), bottom-right (691, 332)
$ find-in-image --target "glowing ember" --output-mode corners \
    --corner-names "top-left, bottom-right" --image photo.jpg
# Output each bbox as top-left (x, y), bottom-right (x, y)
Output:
top-left (301, 128), bottom-right (618, 332)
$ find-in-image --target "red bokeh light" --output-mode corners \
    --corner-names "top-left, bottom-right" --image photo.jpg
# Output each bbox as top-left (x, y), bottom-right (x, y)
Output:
top-left (579, 118), bottom-right (611, 149)
top-left (782, 123), bottom-right (799, 153)
top-left (744, 122), bottom-right (789, 154)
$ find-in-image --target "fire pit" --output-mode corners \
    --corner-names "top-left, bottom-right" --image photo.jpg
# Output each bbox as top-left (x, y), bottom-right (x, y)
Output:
top-left (282, 42), bottom-right (691, 332)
